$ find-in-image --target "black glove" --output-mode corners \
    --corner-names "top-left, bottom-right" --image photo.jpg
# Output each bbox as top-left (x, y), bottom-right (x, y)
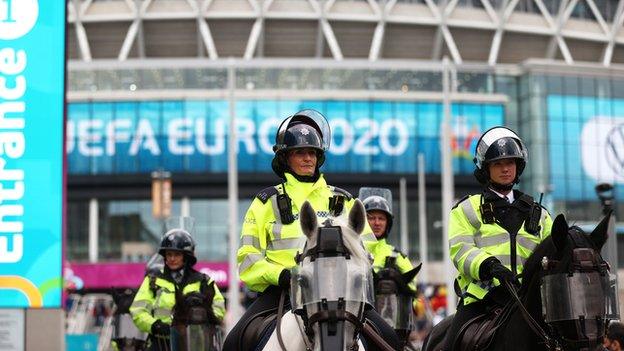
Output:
top-left (150, 320), bottom-right (170, 336)
top-left (278, 269), bottom-right (291, 290)
top-left (479, 257), bottom-right (520, 288)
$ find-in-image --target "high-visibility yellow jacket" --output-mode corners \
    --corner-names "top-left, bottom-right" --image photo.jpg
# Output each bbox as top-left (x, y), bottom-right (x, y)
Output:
top-left (238, 172), bottom-right (378, 292)
top-left (129, 268), bottom-right (225, 334)
top-left (449, 191), bottom-right (552, 305)
top-left (371, 238), bottom-right (417, 292)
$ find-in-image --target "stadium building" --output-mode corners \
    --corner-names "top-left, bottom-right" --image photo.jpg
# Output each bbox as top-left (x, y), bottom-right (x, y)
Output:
top-left (64, 0), bottom-right (624, 292)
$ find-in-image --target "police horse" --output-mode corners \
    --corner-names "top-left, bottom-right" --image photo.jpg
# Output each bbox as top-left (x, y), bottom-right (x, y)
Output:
top-left (169, 279), bottom-right (224, 351)
top-left (373, 257), bottom-right (421, 349)
top-left (423, 212), bottom-right (617, 351)
top-left (252, 199), bottom-right (394, 351)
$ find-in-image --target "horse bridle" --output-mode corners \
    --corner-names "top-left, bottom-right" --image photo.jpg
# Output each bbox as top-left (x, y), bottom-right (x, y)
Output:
top-left (505, 229), bottom-right (611, 351)
top-left (278, 222), bottom-right (395, 351)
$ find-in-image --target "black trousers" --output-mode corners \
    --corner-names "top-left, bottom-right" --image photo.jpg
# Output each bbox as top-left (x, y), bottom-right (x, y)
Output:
top-left (223, 286), bottom-right (402, 351)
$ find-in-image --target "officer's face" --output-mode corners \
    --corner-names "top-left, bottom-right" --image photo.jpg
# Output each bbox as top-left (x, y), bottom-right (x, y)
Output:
top-left (367, 210), bottom-right (388, 238)
top-left (287, 148), bottom-right (317, 176)
top-left (488, 158), bottom-right (517, 185)
top-left (165, 251), bottom-right (185, 270)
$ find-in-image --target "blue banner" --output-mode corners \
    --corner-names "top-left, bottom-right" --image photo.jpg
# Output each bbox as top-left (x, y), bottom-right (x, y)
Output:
top-left (548, 95), bottom-right (624, 201)
top-left (0, 0), bottom-right (65, 307)
top-left (67, 100), bottom-right (504, 175)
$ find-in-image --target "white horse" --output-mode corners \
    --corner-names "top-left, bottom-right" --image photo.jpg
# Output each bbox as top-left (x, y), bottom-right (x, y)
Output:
top-left (262, 199), bottom-right (373, 351)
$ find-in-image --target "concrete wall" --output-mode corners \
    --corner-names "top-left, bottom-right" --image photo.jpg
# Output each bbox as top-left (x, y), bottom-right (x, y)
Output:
top-left (26, 309), bottom-right (64, 351)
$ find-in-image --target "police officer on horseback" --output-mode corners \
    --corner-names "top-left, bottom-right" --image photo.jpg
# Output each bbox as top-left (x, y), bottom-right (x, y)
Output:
top-left (130, 229), bottom-right (225, 351)
top-left (360, 187), bottom-right (417, 292)
top-left (223, 109), bottom-right (402, 351)
top-left (444, 126), bottom-right (553, 350)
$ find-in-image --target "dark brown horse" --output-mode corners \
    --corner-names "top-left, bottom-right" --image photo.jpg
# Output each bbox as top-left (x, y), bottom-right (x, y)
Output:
top-left (170, 281), bottom-right (224, 351)
top-left (423, 212), bottom-right (615, 351)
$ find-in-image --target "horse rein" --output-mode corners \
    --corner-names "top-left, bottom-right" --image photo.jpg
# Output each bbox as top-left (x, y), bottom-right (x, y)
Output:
top-left (276, 289), bottom-right (312, 351)
top-left (503, 280), bottom-right (560, 350)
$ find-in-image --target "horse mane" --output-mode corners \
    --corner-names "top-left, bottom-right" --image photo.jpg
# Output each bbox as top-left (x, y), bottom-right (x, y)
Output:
top-left (518, 236), bottom-right (555, 295)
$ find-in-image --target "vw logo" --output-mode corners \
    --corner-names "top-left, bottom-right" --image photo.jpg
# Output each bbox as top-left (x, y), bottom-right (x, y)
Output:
top-left (605, 123), bottom-right (624, 177)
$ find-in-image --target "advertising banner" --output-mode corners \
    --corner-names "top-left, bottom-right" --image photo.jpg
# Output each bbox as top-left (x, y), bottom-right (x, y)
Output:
top-left (66, 262), bottom-right (230, 289)
top-left (548, 95), bottom-right (624, 200)
top-left (0, 0), bottom-right (65, 307)
top-left (67, 100), bottom-right (504, 175)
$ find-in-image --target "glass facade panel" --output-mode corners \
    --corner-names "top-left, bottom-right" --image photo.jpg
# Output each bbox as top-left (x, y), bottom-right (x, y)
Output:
top-left (190, 199), bottom-right (252, 262)
top-left (98, 200), bottom-right (181, 261)
top-left (67, 201), bottom-right (90, 261)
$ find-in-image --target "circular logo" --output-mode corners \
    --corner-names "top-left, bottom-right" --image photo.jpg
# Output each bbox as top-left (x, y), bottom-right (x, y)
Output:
top-left (0, 0), bottom-right (39, 40)
top-left (605, 123), bottom-right (624, 177)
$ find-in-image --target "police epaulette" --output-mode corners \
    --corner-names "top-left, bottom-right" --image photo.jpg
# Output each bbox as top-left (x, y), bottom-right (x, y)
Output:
top-left (452, 194), bottom-right (470, 209)
top-left (331, 186), bottom-right (353, 200)
top-left (255, 186), bottom-right (278, 203)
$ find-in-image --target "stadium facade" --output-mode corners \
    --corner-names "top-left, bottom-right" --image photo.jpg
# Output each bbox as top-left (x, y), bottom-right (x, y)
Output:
top-left (64, 0), bottom-right (624, 290)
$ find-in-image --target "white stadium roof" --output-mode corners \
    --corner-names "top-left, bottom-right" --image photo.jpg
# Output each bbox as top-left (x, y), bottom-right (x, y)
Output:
top-left (67, 0), bottom-right (624, 67)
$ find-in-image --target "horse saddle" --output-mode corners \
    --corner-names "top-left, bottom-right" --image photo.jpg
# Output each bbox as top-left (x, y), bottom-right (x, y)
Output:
top-left (453, 302), bottom-right (515, 351)
top-left (240, 308), bottom-right (278, 351)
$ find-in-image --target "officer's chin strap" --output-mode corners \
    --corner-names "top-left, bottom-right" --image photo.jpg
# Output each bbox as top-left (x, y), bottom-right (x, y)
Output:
top-left (488, 180), bottom-right (515, 193)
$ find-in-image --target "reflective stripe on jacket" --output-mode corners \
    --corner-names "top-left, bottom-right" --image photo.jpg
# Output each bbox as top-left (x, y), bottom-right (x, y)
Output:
top-left (238, 172), bottom-right (378, 292)
top-left (449, 193), bottom-right (552, 305)
top-left (372, 238), bottom-right (417, 292)
top-left (129, 269), bottom-right (225, 334)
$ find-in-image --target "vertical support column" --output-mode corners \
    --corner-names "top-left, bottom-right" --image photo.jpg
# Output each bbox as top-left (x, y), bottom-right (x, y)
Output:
top-left (399, 177), bottom-right (408, 255)
top-left (226, 60), bottom-right (242, 331)
top-left (418, 154), bottom-right (429, 284)
top-left (181, 197), bottom-right (191, 217)
top-left (441, 57), bottom-right (457, 314)
top-left (88, 198), bottom-right (98, 263)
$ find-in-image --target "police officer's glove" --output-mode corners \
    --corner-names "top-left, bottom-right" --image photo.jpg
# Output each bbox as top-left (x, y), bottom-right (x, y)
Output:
top-left (479, 257), bottom-right (520, 289)
top-left (278, 269), bottom-right (291, 290)
top-left (150, 320), bottom-right (170, 336)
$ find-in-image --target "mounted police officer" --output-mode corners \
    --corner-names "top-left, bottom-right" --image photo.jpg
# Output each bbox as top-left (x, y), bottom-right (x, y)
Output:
top-left (444, 126), bottom-right (553, 350)
top-left (223, 109), bottom-right (402, 351)
top-left (130, 228), bottom-right (225, 351)
top-left (360, 187), bottom-right (417, 292)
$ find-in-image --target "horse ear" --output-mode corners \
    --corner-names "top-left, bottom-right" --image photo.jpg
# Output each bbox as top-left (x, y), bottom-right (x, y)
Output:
top-left (590, 210), bottom-right (612, 250)
top-left (300, 201), bottom-right (318, 240)
top-left (551, 214), bottom-right (569, 252)
top-left (402, 263), bottom-right (422, 284)
top-left (348, 199), bottom-right (366, 234)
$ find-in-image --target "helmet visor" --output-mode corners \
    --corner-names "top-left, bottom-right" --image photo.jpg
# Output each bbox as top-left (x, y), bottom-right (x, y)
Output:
top-left (165, 216), bottom-right (195, 235)
top-left (475, 127), bottom-right (527, 169)
top-left (359, 187), bottom-right (393, 213)
top-left (483, 137), bottom-right (524, 162)
top-left (275, 109), bottom-right (331, 151)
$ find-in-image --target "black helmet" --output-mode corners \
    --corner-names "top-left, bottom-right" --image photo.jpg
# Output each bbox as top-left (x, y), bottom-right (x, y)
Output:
top-left (158, 229), bottom-right (197, 267)
top-left (271, 109), bottom-right (331, 179)
top-left (473, 126), bottom-right (527, 185)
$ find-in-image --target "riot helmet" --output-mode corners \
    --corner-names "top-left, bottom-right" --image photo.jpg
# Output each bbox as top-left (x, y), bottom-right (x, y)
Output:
top-left (473, 126), bottom-right (527, 186)
top-left (158, 229), bottom-right (197, 267)
top-left (359, 187), bottom-right (394, 239)
top-left (271, 109), bottom-right (331, 180)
